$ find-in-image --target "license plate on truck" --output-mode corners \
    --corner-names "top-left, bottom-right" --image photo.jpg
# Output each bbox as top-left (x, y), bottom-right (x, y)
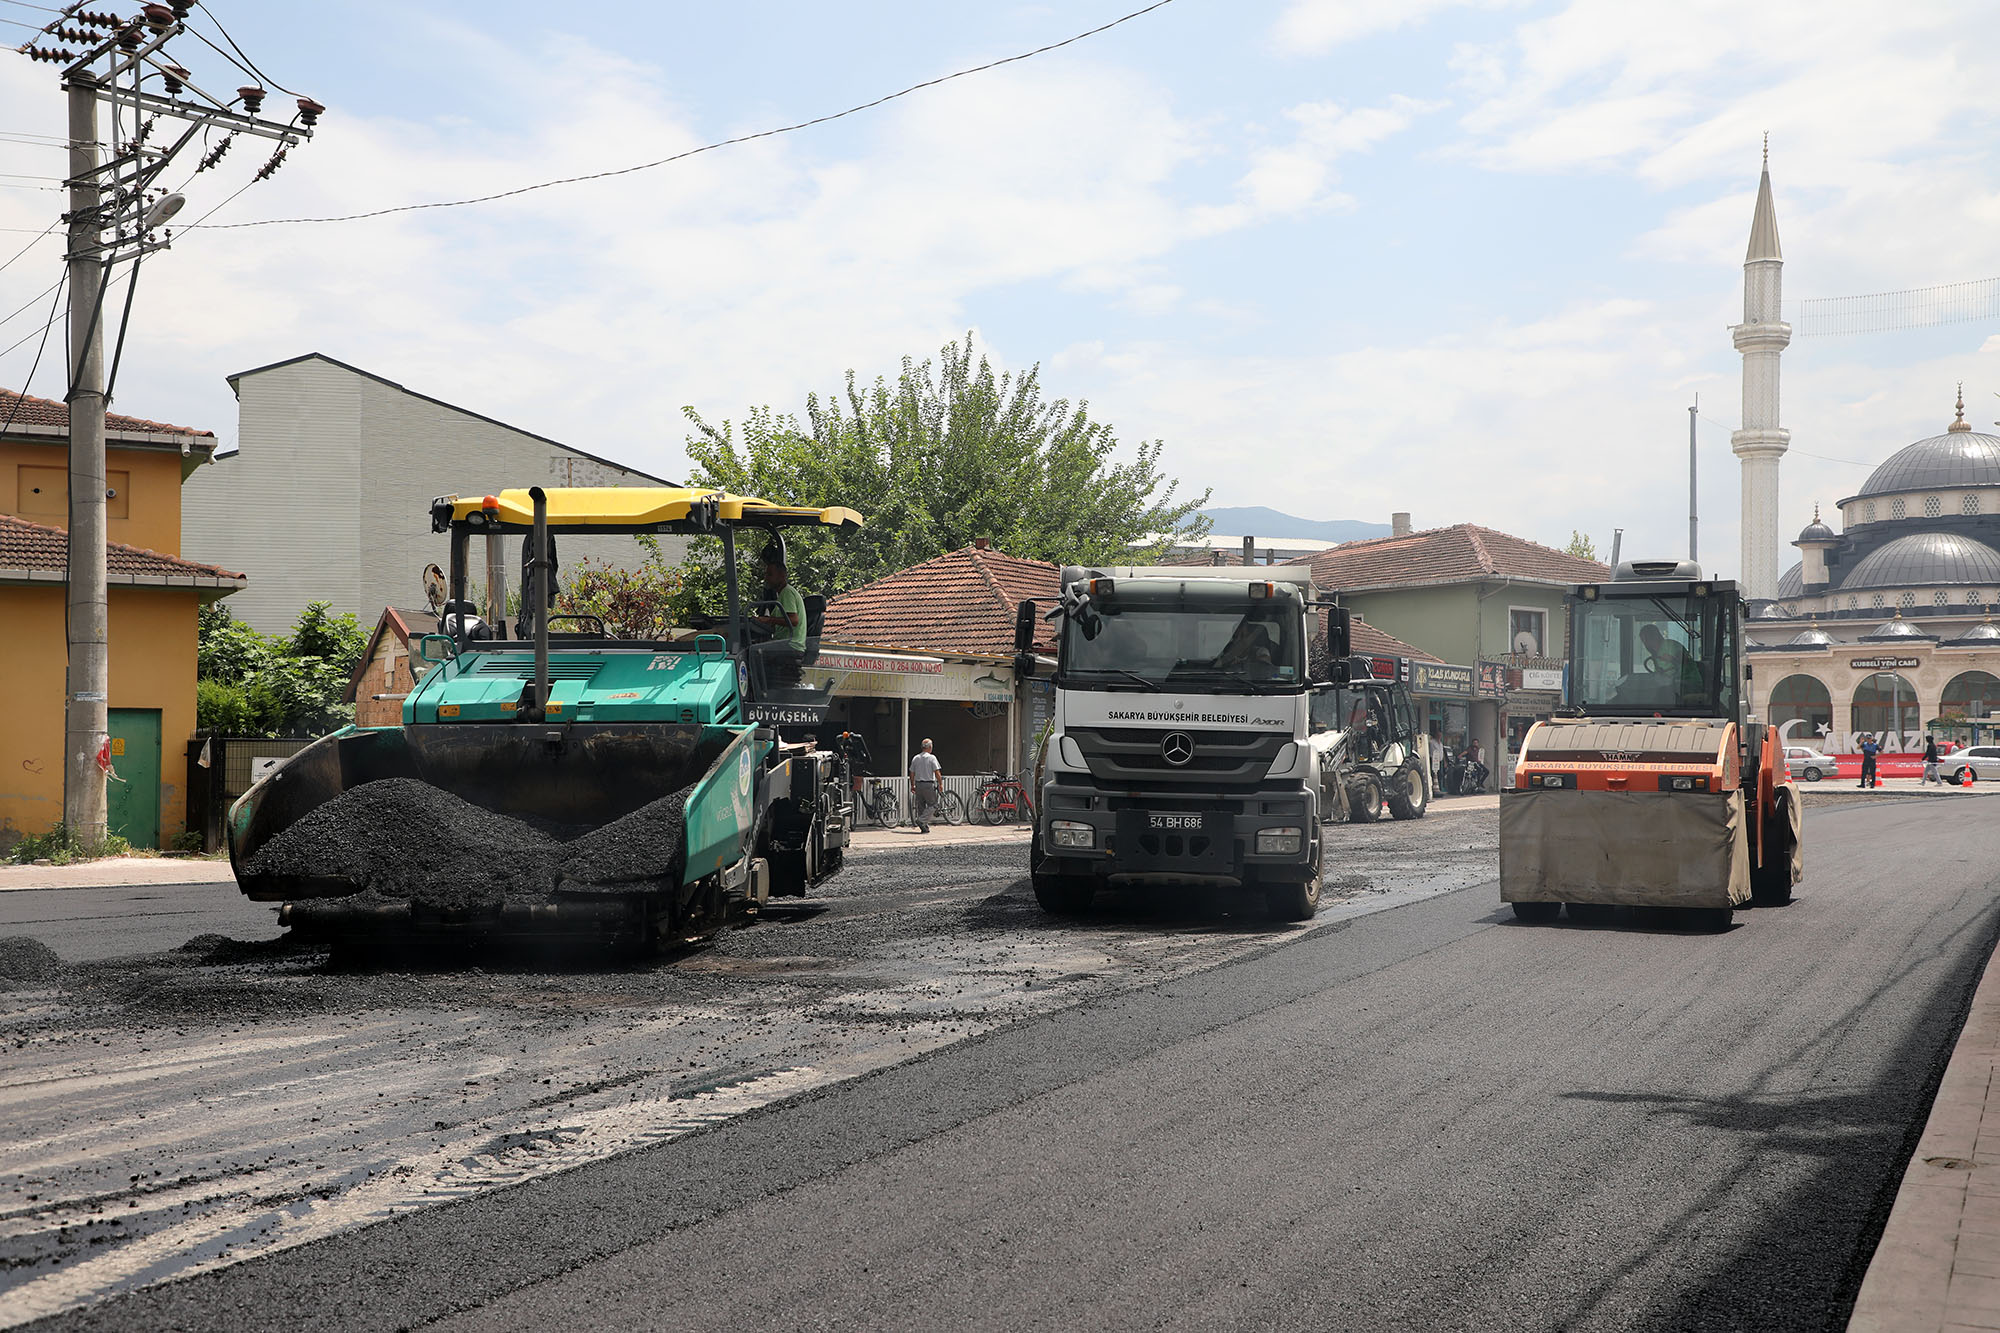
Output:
top-left (1148, 813), bottom-right (1204, 830)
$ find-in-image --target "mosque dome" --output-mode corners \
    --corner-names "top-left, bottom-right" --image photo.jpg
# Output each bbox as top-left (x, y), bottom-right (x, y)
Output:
top-left (1947, 619), bottom-right (2000, 645)
top-left (1860, 613), bottom-right (1934, 641)
top-left (1842, 532), bottom-right (2000, 589)
top-left (1788, 625), bottom-right (1834, 646)
top-left (1777, 562), bottom-right (1804, 598)
top-left (1754, 602), bottom-right (1787, 620)
top-left (1856, 400), bottom-right (2000, 497)
top-left (1796, 516), bottom-right (1837, 544)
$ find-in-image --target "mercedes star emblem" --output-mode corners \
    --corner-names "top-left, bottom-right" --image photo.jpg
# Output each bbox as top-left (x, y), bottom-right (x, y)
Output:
top-left (1161, 732), bottom-right (1195, 766)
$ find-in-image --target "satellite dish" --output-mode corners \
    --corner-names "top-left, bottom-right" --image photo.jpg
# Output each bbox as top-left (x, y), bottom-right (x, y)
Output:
top-left (1512, 630), bottom-right (1538, 655)
top-left (423, 563), bottom-right (447, 613)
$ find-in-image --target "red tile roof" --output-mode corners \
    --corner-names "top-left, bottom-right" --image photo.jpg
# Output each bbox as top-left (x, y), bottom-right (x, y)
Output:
top-left (1291, 524), bottom-right (1608, 591)
top-left (0, 388), bottom-right (214, 440)
top-left (0, 513), bottom-right (246, 584)
top-left (823, 545), bottom-right (1061, 657)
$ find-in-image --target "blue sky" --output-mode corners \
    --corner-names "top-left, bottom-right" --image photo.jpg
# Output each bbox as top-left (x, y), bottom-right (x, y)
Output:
top-left (4, 0), bottom-right (2000, 579)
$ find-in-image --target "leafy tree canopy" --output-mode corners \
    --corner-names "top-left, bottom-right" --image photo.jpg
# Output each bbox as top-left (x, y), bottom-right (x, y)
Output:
top-left (196, 601), bottom-right (367, 737)
top-left (677, 336), bottom-right (1210, 608)
top-left (1565, 530), bottom-right (1599, 562)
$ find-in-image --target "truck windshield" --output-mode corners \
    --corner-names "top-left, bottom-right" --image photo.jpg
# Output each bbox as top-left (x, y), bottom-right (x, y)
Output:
top-left (1570, 591), bottom-right (1738, 717)
top-left (1061, 595), bottom-right (1303, 691)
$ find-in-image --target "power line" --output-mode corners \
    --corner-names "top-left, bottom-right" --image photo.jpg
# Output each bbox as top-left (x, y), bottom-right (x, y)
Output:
top-left (0, 267), bottom-right (66, 438)
top-left (1693, 405), bottom-right (1874, 466)
top-left (204, 0), bottom-right (1181, 230)
top-left (191, 2), bottom-right (303, 98)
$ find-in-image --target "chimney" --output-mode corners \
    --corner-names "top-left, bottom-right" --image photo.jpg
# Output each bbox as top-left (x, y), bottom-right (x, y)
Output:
top-left (1392, 512), bottom-right (1412, 537)
top-left (973, 537), bottom-right (990, 551)
top-left (1242, 535), bottom-right (1254, 567)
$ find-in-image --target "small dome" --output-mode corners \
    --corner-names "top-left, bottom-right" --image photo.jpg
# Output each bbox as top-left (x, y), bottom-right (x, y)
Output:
top-left (1796, 518), bottom-right (1837, 544)
top-left (1861, 613), bottom-right (1934, 641)
top-left (1788, 625), bottom-right (1834, 646)
top-left (1754, 602), bottom-right (1786, 620)
top-left (1857, 429), bottom-right (2000, 497)
top-left (1777, 562), bottom-right (1804, 598)
top-left (1843, 532), bottom-right (2000, 589)
top-left (1948, 619), bottom-right (2000, 644)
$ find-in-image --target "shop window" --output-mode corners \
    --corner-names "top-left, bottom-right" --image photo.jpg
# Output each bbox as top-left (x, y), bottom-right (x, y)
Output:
top-left (1966, 494), bottom-right (1983, 516)
top-left (1891, 497), bottom-right (1907, 520)
top-left (1507, 607), bottom-right (1546, 657)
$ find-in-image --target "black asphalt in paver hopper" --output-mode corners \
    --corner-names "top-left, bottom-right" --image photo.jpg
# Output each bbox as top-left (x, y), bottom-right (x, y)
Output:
top-left (230, 723), bottom-right (732, 947)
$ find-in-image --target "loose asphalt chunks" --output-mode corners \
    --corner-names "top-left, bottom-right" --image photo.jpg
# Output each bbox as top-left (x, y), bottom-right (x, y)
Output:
top-left (244, 778), bottom-right (697, 950)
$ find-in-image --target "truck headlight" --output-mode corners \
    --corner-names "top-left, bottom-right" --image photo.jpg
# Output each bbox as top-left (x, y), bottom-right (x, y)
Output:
top-left (1256, 827), bottom-right (1303, 855)
top-left (1058, 735), bottom-right (1086, 769)
top-left (1264, 742), bottom-right (1301, 779)
top-left (1051, 820), bottom-right (1094, 848)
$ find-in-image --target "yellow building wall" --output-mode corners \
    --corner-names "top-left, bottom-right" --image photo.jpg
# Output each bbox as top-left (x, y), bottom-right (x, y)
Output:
top-left (0, 442), bottom-right (188, 556)
top-left (0, 584), bottom-right (200, 849)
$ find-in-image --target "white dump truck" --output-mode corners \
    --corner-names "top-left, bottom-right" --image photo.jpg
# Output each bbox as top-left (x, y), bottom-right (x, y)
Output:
top-left (1014, 564), bottom-right (1350, 921)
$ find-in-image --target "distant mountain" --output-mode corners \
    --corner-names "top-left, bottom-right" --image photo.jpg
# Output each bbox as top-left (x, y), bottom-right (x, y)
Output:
top-left (1197, 507), bottom-right (1391, 543)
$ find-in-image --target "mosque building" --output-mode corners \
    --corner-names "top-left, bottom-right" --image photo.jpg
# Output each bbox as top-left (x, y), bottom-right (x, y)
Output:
top-left (1730, 156), bottom-right (2000, 751)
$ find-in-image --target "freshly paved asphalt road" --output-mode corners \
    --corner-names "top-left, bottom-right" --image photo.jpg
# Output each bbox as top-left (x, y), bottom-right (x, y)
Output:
top-left (0, 881), bottom-right (277, 962)
top-left (29, 796), bottom-right (2000, 1332)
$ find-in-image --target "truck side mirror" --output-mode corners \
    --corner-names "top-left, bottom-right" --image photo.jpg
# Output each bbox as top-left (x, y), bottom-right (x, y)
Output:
top-left (1014, 599), bottom-right (1037, 654)
top-left (1326, 606), bottom-right (1351, 659)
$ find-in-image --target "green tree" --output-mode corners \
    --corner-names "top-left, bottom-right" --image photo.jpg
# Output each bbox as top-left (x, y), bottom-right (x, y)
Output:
top-left (1565, 530), bottom-right (1599, 562)
top-left (677, 336), bottom-right (1210, 607)
top-left (556, 535), bottom-right (683, 639)
top-left (195, 600), bottom-right (368, 736)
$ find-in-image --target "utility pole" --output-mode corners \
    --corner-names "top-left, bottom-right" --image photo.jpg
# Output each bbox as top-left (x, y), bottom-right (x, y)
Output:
top-left (63, 65), bottom-right (108, 842)
top-left (19, 3), bottom-right (322, 843)
top-left (1689, 394), bottom-right (1699, 564)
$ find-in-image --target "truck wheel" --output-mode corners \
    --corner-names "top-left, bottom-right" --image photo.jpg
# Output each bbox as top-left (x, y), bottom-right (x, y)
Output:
top-left (1387, 766), bottom-right (1428, 820)
top-left (1348, 774), bottom-right (1383, 823)
top-left (1265, 842), bottom-right (1323, 922)
top-left (1511, 901), bottom-right (1560, 923)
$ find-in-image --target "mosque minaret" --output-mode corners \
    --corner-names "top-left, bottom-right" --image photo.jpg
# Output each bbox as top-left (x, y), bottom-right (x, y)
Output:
top-left (1732, 139), bottom-right (1790, 601)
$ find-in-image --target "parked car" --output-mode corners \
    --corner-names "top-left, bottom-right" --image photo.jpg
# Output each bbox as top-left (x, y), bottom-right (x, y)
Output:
top-left (1784, 746), bottom-right (1839, 782)
top-left (1944, 746), bottom-right (2000, 784)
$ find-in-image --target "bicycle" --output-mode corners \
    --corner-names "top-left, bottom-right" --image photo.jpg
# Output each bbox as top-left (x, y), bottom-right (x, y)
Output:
top-left (856, 778), bottom-right (901, 828)
top-left (970, 773), bottom-right (1034, 825)
top-left (936, 789), bottom-right (966, 825)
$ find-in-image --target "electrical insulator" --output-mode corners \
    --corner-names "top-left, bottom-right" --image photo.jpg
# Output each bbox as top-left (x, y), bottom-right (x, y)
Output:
top-left (168, 0), bottom-right (192, 16)
top-left (115, 21), bottom-right (140, 50)
top-left (161, 64), bottom-right (188, 95)
top-left (197, 136), bottom-right (232, 171)
top-left (140, 4), bottom-right (173, 31)
top-left (75, 11), bottom-right (120, 28)
top-left (296, 98), bottom-right (325, 127)
top-left (237, 86), bottom-right (265, 114)
top-left (56, 25), bottom-right (91, 42)
top-left (22, 46), bottom-right (80, 63)
top-left (254, 147), bottom-right (287, 181)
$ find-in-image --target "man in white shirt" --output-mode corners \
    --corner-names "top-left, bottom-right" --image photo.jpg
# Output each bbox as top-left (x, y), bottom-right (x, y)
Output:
top-left (908, 738), bottom-right (943, 833)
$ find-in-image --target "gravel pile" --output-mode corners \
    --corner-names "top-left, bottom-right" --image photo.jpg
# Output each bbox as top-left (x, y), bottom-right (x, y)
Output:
top-left (0, 936), bottom-right (64, 988)
top-left (244, 777), bottom-right (695, 908)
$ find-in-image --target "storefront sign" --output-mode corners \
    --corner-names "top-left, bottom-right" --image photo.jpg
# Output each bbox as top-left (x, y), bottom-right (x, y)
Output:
top-left (1521, 667), bottom-right (1564, 693)
top-left (1410, 662), bottom-right (1475, 698)
top-left (1477, 661), bottom-right (1508, 696)
top-left (816, 650), bottom-right (944, 675)
top-left (1848, 656), bottom-right (1921, 670)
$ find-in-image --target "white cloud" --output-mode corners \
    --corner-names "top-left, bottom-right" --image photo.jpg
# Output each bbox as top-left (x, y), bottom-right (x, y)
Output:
top-left (1190, 95), bottom-right (1438, 235)
top-left (1273, 0), bottom-right (1521, 54)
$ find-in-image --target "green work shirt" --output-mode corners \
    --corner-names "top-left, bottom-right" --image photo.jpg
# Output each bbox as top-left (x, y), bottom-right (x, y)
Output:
top-left (775, 583), bottom-right (806, 650)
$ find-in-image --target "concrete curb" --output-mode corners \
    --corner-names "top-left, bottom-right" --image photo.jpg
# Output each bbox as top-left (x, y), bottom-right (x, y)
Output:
top-left (0, 857), bottom-right (237, 892)
top-left (1849, 936), bottom-right (2000, 1331)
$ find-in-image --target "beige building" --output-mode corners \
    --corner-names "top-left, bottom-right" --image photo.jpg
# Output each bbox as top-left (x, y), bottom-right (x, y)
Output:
top-left (184, 353), bottom-right (679, 633)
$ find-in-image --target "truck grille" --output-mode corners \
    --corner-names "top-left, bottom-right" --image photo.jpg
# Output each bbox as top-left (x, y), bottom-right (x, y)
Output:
top-left (1067, 726), bottom-right (1288, 786)
top-left (472, 659), bottom-right (604, 682)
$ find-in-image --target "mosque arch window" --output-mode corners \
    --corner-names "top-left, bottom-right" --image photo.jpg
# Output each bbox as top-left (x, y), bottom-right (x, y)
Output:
top-left (1936, 591), bottom-right (1952, 606)
top-left (1967, 494), bottom-right (1983, 516)
top-left (1852, 672), bottom-right (1921, 738)
top-left (1899, 592), bottom-right (1916, 608)
top-left (1891, 498), bottom-right (1907, 520)
top-left (1865, 502), bottom-right (1877, 523)
top-left (1871, 594), bottom-right (1884, 608)
top-left (1768, 674), bottom-right (1833, 739)
top-left (1925, 495), bottom-right (1943, 517)
top-left (1973, 591), bottom-right (1989, 606)
top-left (1848, 596), bottom-right (1859, 609)
top-left (1942, 672), bottom-right (2000, 726)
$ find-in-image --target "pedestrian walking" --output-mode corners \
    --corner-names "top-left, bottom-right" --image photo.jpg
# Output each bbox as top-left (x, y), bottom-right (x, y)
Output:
top-left (1858, 733), bottom-right (1880, 789)
top-left (1923, 735), bottom-right (1940, 785)
top-left (908, 738), bottom-right (943, 833)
